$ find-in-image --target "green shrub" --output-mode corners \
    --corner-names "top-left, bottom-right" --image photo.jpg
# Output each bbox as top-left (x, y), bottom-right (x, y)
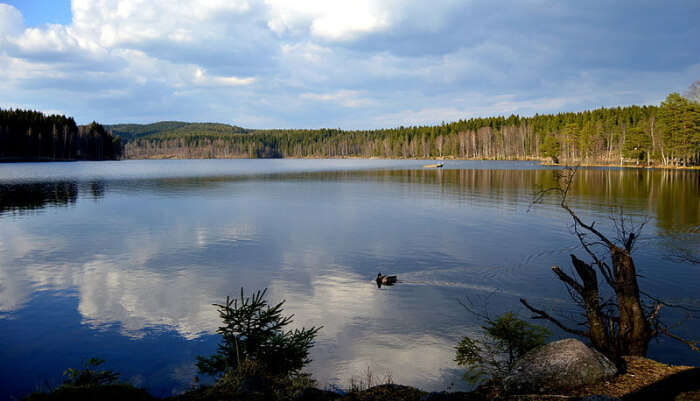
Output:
top-left (22, 359), bottom-right (154, 401)
top-left (196, 288), bottom-right (321, 379)
top-left (62, 358), bottom-right (119, 387)
top-left (455, 312), bottom-right (550, 384)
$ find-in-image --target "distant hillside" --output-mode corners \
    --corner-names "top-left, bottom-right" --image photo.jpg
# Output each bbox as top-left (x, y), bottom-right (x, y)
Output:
top-left (107, 121), bottom-right (248, 142)
top-left (120, 92), bottom-right (700, 166)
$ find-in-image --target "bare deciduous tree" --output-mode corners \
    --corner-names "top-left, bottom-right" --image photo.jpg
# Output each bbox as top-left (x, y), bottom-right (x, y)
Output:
top-left (522, 168), bottom-right (699, 362)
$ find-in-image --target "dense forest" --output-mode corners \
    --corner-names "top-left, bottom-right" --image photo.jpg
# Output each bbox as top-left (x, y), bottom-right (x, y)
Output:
top-left (122, 91), bottom-right (700, 166)
top-left (2, 89), bottom-right (698, 166)
top-left (107, 121), bottom-right (248, 142)
top-left (0, 109), bottom-right (122, 161)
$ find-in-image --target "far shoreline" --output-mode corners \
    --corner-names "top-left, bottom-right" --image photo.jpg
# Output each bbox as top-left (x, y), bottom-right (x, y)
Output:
top-left (2, 155), bottom-right (699, 170)
top-left (117, 155), bottom-right (700, 171)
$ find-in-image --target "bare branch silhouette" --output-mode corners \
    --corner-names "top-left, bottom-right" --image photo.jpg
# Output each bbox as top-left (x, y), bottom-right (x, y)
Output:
top-left (523, 168), bottom-right (699, 362)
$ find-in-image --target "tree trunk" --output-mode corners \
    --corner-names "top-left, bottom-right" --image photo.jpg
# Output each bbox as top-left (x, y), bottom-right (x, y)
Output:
top-left (610, 245), bottom-right (652, 356)
top-left (569, 255), bottom-right (610, 353)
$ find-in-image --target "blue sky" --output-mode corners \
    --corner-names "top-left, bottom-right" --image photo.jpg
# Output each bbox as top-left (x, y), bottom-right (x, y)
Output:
top-left (3, 0), bottom-right (71, 26)
top-left (0, 0), bottom-right (698, 128)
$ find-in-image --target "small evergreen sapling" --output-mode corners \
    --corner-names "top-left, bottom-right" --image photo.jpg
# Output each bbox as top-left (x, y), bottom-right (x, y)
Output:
top-left (197, 288), bottom-right (321, 379)
top-left (455, 312), bottom-right (550, 384)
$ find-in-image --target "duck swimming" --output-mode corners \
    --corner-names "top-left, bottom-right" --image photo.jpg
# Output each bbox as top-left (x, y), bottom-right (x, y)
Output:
top-left (376, 273), bottom-right (397, 288)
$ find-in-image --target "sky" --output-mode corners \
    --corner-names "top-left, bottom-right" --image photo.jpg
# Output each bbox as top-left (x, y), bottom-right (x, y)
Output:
top-left (0, 1), bottom-right (698, 128)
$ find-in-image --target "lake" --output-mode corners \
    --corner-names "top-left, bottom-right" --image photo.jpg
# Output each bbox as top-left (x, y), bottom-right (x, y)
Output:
top-left (0, 159), bottom-right (698, 399)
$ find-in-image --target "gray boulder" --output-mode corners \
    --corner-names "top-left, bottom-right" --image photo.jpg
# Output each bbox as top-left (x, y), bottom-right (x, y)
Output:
top-left (504, 338), bottom-right (617, 394)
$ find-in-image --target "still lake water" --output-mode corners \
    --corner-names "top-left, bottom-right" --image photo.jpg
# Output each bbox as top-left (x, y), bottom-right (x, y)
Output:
top-left (0, 159), bottom-right (698, 399)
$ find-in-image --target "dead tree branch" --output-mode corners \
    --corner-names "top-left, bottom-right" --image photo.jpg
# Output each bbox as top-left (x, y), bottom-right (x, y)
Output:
top-left (523, 168), bottom-right (699, 360)
top-left (520, 298), bottom-right (588, 337)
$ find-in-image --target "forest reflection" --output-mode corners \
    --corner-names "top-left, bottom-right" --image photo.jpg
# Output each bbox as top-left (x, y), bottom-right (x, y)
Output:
top-left (0, 182), bottom-right (79, 215)
top-left (320, 168), bottom-right (700, 233)
top-left (1, 168), bottom-right (697, 233)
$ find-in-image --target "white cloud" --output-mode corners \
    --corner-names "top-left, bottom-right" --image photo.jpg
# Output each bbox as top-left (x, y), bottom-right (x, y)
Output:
top-left (280, 41), bottom-right (331, 63)
top-left (8, 24), bottom-right (107, 62)
top-left (193, 66), bottom-right (256, 87)
top-left (0, 0), bottom-right (697, 127)
top-left (264, 0), bottom-right (462, 41)
top-left (0, 4), bottom-right (23, 38)
top-left (307, 2), bottom-right (390, 41)
top-left (300, 89), bottom-right (373, 107)
top-left (70, 0), bottom-right (255, 46)
top-left (266, 0), bottom-right (391, 40)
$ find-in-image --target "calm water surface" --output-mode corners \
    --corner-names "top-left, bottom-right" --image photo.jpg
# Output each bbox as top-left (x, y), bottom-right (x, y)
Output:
top-left (0, 160), bottom-right (698, 399)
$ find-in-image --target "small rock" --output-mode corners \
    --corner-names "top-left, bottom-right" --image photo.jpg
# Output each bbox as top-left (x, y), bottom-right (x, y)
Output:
top-left (504, 338), bottom-right (617, 394)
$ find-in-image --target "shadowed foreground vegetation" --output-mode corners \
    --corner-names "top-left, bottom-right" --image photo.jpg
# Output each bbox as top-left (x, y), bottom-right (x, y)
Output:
top-left (20, 291), bottom-right (699, 401)
top-left (21, 359), bottom-right (700, 401)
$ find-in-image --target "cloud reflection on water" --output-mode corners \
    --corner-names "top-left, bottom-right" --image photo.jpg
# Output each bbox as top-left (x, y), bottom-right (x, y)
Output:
top-left (1, 161), bottom-right (698, 397)
top-left (268, 267), bottom-right (468, 388)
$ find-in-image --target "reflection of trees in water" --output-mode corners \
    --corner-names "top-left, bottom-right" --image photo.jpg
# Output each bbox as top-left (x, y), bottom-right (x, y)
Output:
top-left (129, 168), bottom-right (696, 235)
top-left (0, 182), bottom-right (79, 215)
top-left (261, 168), bottom-right (699, 265)
top-left (1, 168), bottom-right (697, 234)
top-left (561, 169), bottom-right (696, 234)
top-left (0, 181), bottom-right (113, 215)
top-left (89, 181), bottom-right (106, 199)
top-left (296, 168), bottom-right (698, 234)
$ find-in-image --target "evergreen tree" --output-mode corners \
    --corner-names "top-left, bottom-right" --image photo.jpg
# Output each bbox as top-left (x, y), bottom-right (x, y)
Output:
top-left (541, 134), bottom-right (561, 163)
top-left (197, 288), bottom-right (321, 378)
top-left (658, 93), bottom-right (699, 165)
top-left (622, 127), bottom-right (652, 163)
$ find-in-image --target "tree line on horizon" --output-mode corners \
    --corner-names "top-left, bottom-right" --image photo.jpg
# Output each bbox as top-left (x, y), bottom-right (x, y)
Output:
top-left (122, 91), bottom-right (700, 166)
top-left (2, 88), bottom-right (698, 166)
top-left (0, 109), bottom-right (122, 161)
